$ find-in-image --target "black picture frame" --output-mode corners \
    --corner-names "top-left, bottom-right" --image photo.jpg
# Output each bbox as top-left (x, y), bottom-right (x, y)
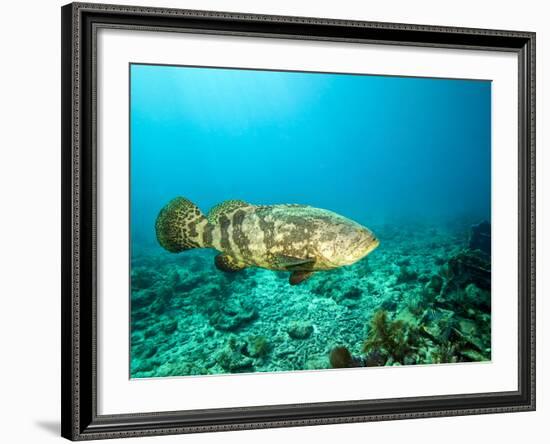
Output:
top-left (61, 2), bottom-right (536, 440)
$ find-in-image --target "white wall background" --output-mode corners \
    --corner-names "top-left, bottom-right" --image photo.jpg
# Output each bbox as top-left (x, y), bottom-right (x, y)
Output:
top-left (0, 0), bottom-right (546, 443)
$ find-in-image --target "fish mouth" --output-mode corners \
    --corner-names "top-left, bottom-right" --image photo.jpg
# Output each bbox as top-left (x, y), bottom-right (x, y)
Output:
top-left (363, 236), bottom-right (379, 255)
top-left (349, 236), bottom-right (379, 259)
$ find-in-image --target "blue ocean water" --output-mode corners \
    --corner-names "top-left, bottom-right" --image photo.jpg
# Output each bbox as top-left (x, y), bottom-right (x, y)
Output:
top-left (129, 64), bottom-right (492, 377)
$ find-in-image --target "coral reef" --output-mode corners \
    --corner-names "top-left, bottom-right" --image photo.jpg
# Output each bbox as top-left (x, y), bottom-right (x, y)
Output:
top-left (216, 336), bottom-right (255, 372)
top-left (396, 266), bottom-right (419, 284)
top-left (130, 221), bottom-right (491, 378)
top-left (442, 249), bottom-right (491, 291)
top-left (287, 321), bottom-right (314, 340)
top-left (469, 220), bottom-right (491, 255)
top-left (208, 297), bottom-right (258, 331)
top-left (362, 310), bottom-right (418, 364)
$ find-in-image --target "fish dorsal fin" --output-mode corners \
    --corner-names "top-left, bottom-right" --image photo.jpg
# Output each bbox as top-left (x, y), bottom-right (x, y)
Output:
top-left (207, 200), bottom-right (252, 225)
top-left (274, 255), bottom-right (315, 270)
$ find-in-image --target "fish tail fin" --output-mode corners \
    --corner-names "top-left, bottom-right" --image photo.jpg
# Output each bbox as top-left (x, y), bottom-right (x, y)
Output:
top-left (155, 197), bottom-right (212, 252)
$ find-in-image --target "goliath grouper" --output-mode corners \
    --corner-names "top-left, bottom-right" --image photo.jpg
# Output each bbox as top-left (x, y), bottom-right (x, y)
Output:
top-left (155, 198), bottom-right (379, 285)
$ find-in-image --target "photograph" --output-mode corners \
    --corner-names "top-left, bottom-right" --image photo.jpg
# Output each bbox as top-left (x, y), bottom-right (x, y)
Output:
top-left (55, 1), bottom-right (536, 440)
top-left (129, 63), bottom-right (492, 378)
top-left (0, 0), bottom-right (543, 442)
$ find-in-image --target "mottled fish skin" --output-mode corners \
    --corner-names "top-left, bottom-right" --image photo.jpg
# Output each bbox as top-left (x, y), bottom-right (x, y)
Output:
top-left (206, 203), bottom-right (378, 271)
top-left (156, 198), bottom-right (379, 278)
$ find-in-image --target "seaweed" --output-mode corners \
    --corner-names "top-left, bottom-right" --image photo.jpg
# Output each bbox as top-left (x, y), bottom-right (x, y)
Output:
top-left (431, 342), bottom-right (458, 364)
top-left (363, 350), bottom-right (387, 367)
top-left (363, 310), bottom-right (417, 364)
top-left (407, 291), bottom-right (428, 316)
top-left (245, 335), bottom-right (271, 358)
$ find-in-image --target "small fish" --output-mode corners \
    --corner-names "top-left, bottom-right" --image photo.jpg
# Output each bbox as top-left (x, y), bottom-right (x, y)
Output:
top-left (156, 198), bottom-right (379, 285)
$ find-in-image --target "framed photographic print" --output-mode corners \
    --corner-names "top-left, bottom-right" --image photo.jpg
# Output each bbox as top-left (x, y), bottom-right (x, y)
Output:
top-left (61, 2), bottom-right (536, 440)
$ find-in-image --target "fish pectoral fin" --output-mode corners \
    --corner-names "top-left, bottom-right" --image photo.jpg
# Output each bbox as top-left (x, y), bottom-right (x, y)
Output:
top-left (214, 254), bottom-right (247, 273)
top-left (289, 271), bottom-right (315, 285)
top-left (274, 255), bottom-right (315, 270)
